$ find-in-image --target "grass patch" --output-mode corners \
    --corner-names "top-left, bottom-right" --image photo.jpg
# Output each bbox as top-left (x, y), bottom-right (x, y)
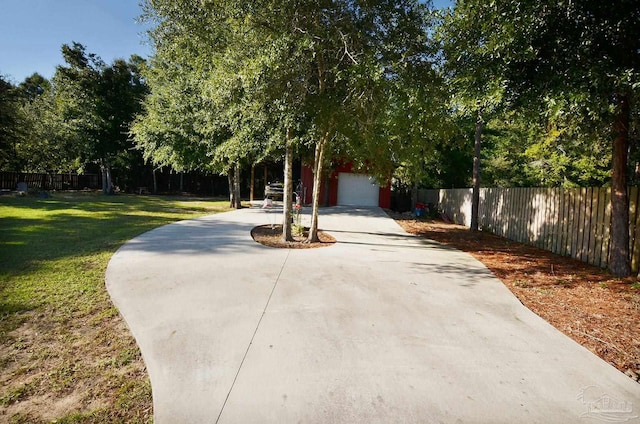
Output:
top-left (0, 192), bottom-right (229, 422)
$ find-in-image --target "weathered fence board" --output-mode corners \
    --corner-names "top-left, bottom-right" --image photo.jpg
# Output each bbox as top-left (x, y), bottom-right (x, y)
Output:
top-left (426, 186), bottom-right (640, 273)
top-left (565, 189), bottom-right (572, 255)
top-left (580, 187), bottom-right (592, 263)
top-left (545, 189), bottom-right (559, 250)
top-left (594, 188), bottom-right (605, 267)
top-left (591, 188), bottom-right (601, 265)
top-left (506, 189), bottom-right (514, 239)
top-left (575, 188), bottom-right (586, 261)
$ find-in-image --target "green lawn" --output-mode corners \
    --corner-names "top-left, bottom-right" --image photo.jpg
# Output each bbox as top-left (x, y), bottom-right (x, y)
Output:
top-left (0, 192), bottom-right (230, 423)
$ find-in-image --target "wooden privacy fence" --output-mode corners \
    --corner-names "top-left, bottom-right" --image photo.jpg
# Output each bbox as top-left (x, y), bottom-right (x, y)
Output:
top-left (422, 187), bottom-right (640, 273)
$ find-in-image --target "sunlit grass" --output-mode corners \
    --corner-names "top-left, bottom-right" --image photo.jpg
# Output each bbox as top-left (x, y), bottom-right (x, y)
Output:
top-left (0, 192), bottom-right (230, 423)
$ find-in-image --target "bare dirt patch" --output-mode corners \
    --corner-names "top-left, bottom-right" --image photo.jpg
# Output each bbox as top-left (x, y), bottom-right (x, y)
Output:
top-left (388, 211), bottom-right (640, 383)
top-left (251, 225), bottom-right (336, 248)
top-left (0, 294), bottom-right (152, 423)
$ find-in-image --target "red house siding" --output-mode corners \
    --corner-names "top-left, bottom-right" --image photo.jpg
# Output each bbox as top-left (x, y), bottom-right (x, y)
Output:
top-left (378, 183), bottom-right (391, 209)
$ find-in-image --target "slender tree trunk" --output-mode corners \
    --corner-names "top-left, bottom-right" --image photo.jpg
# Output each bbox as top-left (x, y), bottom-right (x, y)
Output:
top-left (470, 109), bottom-right (483, 231)
top-left (609, 93), bottom-right (631, 276)
top-left (228, 171), bottom-right (235, 208)
top-left (179, 172), bottom-right (184, 192)
top-left (282, 129), bottom-right (294, 242)
top-left (229, 164), bottom-right (241, 208)
top-left (307, 39), bottom-right (329, 242)
top-left (105, 164), bottom-right (114, 195)
top-left (250, 164), bottom-right (255, 202)
top-left (100, 159), bottom-right (114, 195)
top-left (152, 169), bottom-right (157, 194)
top-left (307, 132), bottom-right (328, 243)
top-left (234, 162), bottom-right (241, 208)
top-left (100, 161), bottom-right (107, 194)
top-left (263, 165), bottom-right (268, 198)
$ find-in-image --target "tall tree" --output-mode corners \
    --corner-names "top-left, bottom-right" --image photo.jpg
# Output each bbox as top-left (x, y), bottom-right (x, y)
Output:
top-left (470, 109), bottom-right (483, 230)
top-left (0, 73), bottom-right (81, 174)
top-left (479, 108), bottom-right (612, 188)
top-left (54, 43), bottom-right (147, 194)
top-left (338, 30), bottom-right (449, 204)
top-left (439, 3), bottom-right (505, 231)
top-left (134, 2), bottom-right (279, 208)
top-left (0, 76), bottom-right (26, 171)
top-left (139, 0), bottom-right (435, 237)
top-left (442, 0), bottom-right (640, 276)
top-left (18, 74), bottom-right (76, 173)
top-left (294, 0), bottom-right (435, 241)
top-left (19, 73), bottom-right (51, 101)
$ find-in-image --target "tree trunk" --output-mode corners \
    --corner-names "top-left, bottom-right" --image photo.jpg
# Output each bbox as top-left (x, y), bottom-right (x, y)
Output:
top-left (234, 163), bottom-right (241, 208)
top-left (307, 39), bottom-right (331, 242)
top-left (470, 109), bottom-right (483, 231)
top-left (105, 164), bottom-right (114, 195)
top-left (152, 169), bottom-right (157, 194)
top-left (250, 164), bottom-right (255, 202)
top-left (100, 162), bottom-right (107, 194)
top-left (264, 165), bottom-right (268, 198)
top-left (307, 132), bottom-right (329, 242)
top-left (228, 171), bottom-right (236, 208)
top-left (609, 93), bottom-right (631, 276)
top-left (179, 172), bottom-right (184, 192)
top-left (100, 159), bottom-right (114, 195)
top-left (282, 129), bottom-right (294, 242)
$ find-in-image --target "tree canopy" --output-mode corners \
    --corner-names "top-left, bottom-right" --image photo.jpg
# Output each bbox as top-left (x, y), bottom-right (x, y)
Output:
top-left (136, 0), bottom-right (439, 239)
top-left (53, 43), bottom-right (148, 193)
top-left (440, 0), bottom-right (640, 275)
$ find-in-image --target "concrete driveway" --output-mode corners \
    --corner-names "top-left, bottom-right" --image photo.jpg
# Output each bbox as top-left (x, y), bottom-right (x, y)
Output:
top-left (106, 206), bottom-right (640, 423)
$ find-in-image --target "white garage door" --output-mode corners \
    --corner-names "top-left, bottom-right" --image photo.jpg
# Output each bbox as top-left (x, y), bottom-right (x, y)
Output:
top-left (337, 173), bottom-right (379, 206)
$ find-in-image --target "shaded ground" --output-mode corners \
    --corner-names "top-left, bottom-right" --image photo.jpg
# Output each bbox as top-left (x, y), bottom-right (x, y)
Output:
top-left (388, 212), bottom-right (640, 383)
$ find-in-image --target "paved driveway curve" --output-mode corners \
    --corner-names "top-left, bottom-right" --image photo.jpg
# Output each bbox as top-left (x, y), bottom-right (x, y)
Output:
top-left (106, 206), bottom-right (640, 423)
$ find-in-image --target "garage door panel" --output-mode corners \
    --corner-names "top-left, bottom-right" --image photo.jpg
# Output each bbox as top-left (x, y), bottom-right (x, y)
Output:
top-left (337, 173), bottom-right (379, 206)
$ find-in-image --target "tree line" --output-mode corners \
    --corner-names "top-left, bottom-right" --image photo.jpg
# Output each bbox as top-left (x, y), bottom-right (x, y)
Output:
top-left (0, 43), bottom-right (148, 194)
top-left (1, 0), bottom-right (638, 274)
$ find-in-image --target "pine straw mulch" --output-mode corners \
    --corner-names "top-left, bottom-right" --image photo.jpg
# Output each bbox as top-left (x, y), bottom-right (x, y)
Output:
top-left (387, 211), bottom-right (640, 383)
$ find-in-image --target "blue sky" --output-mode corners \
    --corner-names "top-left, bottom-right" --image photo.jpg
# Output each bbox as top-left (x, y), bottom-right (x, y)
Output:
top-left (0, 0), bottom-right (153, 83)
top-left (1, 0), bottom-right (453, 84)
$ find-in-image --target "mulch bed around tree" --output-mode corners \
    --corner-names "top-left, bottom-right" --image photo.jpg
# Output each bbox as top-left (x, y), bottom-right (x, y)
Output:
top-left (251, 224), bottom-right (336, 248)
top-left (386, 211), bottom-right (640, 383)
